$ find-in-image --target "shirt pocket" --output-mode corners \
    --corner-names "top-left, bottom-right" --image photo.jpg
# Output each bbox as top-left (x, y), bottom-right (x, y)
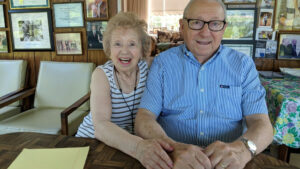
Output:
top-left (211, 85), bottom-right (243, 120)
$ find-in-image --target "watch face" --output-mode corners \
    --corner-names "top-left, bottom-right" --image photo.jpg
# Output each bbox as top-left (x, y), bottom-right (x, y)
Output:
top-left (248, 140), bottom-right (257, 151)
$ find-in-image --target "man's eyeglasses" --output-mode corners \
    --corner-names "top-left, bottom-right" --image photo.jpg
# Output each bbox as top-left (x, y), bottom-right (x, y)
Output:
top-left (184, 18), bottom-right (226, 32)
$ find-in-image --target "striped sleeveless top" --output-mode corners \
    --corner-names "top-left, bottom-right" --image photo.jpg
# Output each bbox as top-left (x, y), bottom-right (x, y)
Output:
top-left (76, 60), bottom-right (148, 138)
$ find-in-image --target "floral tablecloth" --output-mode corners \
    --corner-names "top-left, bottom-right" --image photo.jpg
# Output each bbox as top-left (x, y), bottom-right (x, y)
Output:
top-left (260, 77), bottom-right (300, 148)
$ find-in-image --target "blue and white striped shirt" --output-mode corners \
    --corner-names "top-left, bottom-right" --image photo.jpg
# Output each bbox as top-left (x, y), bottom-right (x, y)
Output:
top-left (139, 44), bottom-right (267, 146)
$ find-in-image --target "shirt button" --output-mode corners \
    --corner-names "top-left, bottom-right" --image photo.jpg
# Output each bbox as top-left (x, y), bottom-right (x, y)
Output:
top-left (200, 132), bottom-right (204, 136)
top-left (201, 67), bottom-right (205, 71)
top-left (200, 88), bottom-right (204, 92)
top-left (200, 110), bottom-right (204, 114)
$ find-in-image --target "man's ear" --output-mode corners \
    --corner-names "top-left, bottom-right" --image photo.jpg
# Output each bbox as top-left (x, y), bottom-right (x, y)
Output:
top-left (179, 19), bottom-right (184, 36)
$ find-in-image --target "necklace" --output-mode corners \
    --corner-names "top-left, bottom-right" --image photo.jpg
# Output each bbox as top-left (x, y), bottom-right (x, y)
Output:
top-left (114, 67), bottom-right (138, 133)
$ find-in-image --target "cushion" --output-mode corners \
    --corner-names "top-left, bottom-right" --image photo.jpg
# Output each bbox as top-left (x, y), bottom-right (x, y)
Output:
top-left (279, 68), bottom-right (300, 77)
top-left (0, 108), bottom-right (88, 135)
top-left (34, 61), bottom-right (95, 111)
top-left (0, 60), bottom-right (27, 106)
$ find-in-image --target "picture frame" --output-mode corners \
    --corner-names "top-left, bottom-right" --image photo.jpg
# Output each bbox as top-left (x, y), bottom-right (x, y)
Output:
top-left (223, 9), bottom-right (256, 40)
top-left (223, 43), bottom-right (254, 57)
top-left (255, 40), bottom-right (266, 58)
top-left (8, 9), bottom-right (54, 51)
top-left (0, 31), bottom-right (8, 53)
top-left (255, 27), bottom-right (275, 40)
top-left (223, 0), bottom-right (256, 4)
top-left (0, 4), bottom-right (5, 28)
top-left (53, 2), bottom-right (84, 28)
top-left (86, 21), bottom-right (107, 50)
top-left (55, 32), bottom-right (82, 55)
top-left (274, 0), bottom-right (300, 30)
top-left (258, 9), bottom-right (273, 28)
top-left (9, 0), bottom-right (50, 9)
top-left (86, 0), bottom-right (108, 20)
top-left (277, 32), bottom-right (300, 60)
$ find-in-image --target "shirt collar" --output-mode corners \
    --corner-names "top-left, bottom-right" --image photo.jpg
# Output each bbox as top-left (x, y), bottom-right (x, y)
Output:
top-left (183, 44), bottom-right (223, 66)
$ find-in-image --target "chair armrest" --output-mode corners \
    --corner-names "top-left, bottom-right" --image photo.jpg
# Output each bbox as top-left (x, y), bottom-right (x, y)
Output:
top-left (0, 88), bottom-right (25, 101)
top-left (0, 88), bottom-right (36, 108)
top-left (61, 92), bottom-right (90, 135)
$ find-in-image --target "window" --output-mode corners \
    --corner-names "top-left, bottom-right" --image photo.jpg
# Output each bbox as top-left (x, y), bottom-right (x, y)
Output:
top-left (149, 0), bottom-right (189, 34)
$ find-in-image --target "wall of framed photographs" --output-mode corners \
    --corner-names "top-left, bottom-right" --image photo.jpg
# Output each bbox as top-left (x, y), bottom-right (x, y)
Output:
top-left (222, 0), bottom-right (300, 71)
top-left (0, 0), bottom-right (117, 88)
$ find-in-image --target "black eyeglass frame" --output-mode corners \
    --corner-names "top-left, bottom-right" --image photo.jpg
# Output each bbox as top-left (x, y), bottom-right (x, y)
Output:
top-left (184, 18), bottom-right (227, 32)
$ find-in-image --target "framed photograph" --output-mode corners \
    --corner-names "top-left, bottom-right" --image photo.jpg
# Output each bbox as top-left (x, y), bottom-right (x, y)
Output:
top-left (274, 0), bottom-right (300, 30)
top-left (223, 0), bottom-right (256, 4)
top-left (258, 0), bottom-right (274, 8)
top-left (55, 33), bottom-right (82, 55)
top-left (86, 21), bottom-right (107, 49)
top-left (0, 5), bottom-right (5, 28)
top-left (255, 28), bottom-right (275, 40)
top-left (223, 9), bottom-right (256, 40)
top-left (265, 40), bottom-right (277, 58)
top-left (258, 9), bottom-right (273, 28)
top-left (0, 31), bottom-right (8, 53)
top-left (277, 33), bottom-right (300, 60)
top-left (10, 0), bottom-right (50, 9)
top-left (53, 2), bottom-right (84, 28)
top-left (86, 0), bottom-right (108, 20)
top-left (8, 9), bottom-right (54, 51)
top-left (223, 44), bottom-right (254, 57)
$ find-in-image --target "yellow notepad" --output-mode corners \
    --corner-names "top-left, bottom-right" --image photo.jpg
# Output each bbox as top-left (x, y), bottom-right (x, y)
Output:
top-left (8, 147), bottom-right (89, 169)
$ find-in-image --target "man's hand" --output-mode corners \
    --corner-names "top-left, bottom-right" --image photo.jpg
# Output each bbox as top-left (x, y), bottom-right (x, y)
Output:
top-left (136, 139), bottom-right (174, 169)
top-left (204, 140), bottom-right (252, 169)
top-left (170, 142), bottom-right (211, 169)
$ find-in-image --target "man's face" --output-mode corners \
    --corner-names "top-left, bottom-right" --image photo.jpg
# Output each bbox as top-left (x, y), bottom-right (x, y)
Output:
top-left (180, 0), bottom-right (226, 62)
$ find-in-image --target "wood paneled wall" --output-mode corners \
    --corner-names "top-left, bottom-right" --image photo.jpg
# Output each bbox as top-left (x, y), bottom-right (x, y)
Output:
top-left (0, 0), bottom-right (117, 88)
top-left (0, 0), bottom-right (299, 89)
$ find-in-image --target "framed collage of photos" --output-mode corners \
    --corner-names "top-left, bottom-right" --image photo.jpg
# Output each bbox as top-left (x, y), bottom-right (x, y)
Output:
top-left (55, 33), bottom-right (82, 55)
top-left (53, 2), bottom-right (84, 28)
top-left (8, 9), bottom-right (54, 51)
top-left (274, 0), bottom-right (300, 31)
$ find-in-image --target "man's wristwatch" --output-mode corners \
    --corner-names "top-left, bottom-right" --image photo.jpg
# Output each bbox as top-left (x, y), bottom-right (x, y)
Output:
top-left (240, 137), bottom-right (257, 157)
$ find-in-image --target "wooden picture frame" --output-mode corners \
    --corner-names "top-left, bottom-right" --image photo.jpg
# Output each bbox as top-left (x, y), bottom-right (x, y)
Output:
top-left (274, 0), bottom-right (300, 30)
top-left (53, 2), bottom-right (84, 28)
top-left (86, 21), bottom-right (107, 50)
top-left (0, 4), bottom-right (5, 28)
top-left (223, 0), bottom-right (256, 4)
top-left (55, 32), bottom-right (82, 55)
top-left (8, 9), bottom-right (54, 51)
top-left (85, 0), bottom-right (108, 20)
top-left (9, 0), bottom-right (50, 9)
top-left (0, 31), bottom-right (8, 53)
top-left (223, 9), bottom-right (256, 40)
top-left (258, 9), bottom-right (273, 28)
top-left (277, 32), bottom-right (300, 60)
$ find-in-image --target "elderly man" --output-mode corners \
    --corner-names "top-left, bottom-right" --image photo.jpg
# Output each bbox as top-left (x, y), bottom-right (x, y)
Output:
top-left (135, 0), bottom-right (273, 169)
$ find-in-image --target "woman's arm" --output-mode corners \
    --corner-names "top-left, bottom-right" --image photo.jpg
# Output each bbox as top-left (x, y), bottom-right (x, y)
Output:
top-left (90, 68), bottom-right (173, 169)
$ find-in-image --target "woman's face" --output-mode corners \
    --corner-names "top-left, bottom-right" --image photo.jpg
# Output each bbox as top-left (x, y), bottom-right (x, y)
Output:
top-left (110, 28), bottom-right (142, 72)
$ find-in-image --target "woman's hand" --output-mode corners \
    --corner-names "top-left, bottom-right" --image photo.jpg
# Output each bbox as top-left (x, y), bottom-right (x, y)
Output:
top-left (136, 139), bottom-right (174, 169)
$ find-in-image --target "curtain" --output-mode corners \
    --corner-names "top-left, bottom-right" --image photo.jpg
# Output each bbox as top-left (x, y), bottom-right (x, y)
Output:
top-left (123, 0), bottom-right (149, 23)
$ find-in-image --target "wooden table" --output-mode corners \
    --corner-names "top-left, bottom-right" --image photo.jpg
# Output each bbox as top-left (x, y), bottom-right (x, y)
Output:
top-left (0, 132), bottom-right (299, 169)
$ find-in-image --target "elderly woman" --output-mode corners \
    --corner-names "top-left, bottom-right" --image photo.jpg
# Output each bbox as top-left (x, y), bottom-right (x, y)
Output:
top-left (76, 12), bottom-right (173, 169)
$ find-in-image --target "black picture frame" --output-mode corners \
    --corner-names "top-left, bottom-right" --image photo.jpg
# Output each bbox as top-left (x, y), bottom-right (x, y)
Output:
top-left (8, 9), bottom-right (54, 51)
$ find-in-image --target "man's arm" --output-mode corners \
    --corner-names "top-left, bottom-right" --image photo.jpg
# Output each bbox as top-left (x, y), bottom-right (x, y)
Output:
top-left (135, 109), bottom-right (212, 169)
